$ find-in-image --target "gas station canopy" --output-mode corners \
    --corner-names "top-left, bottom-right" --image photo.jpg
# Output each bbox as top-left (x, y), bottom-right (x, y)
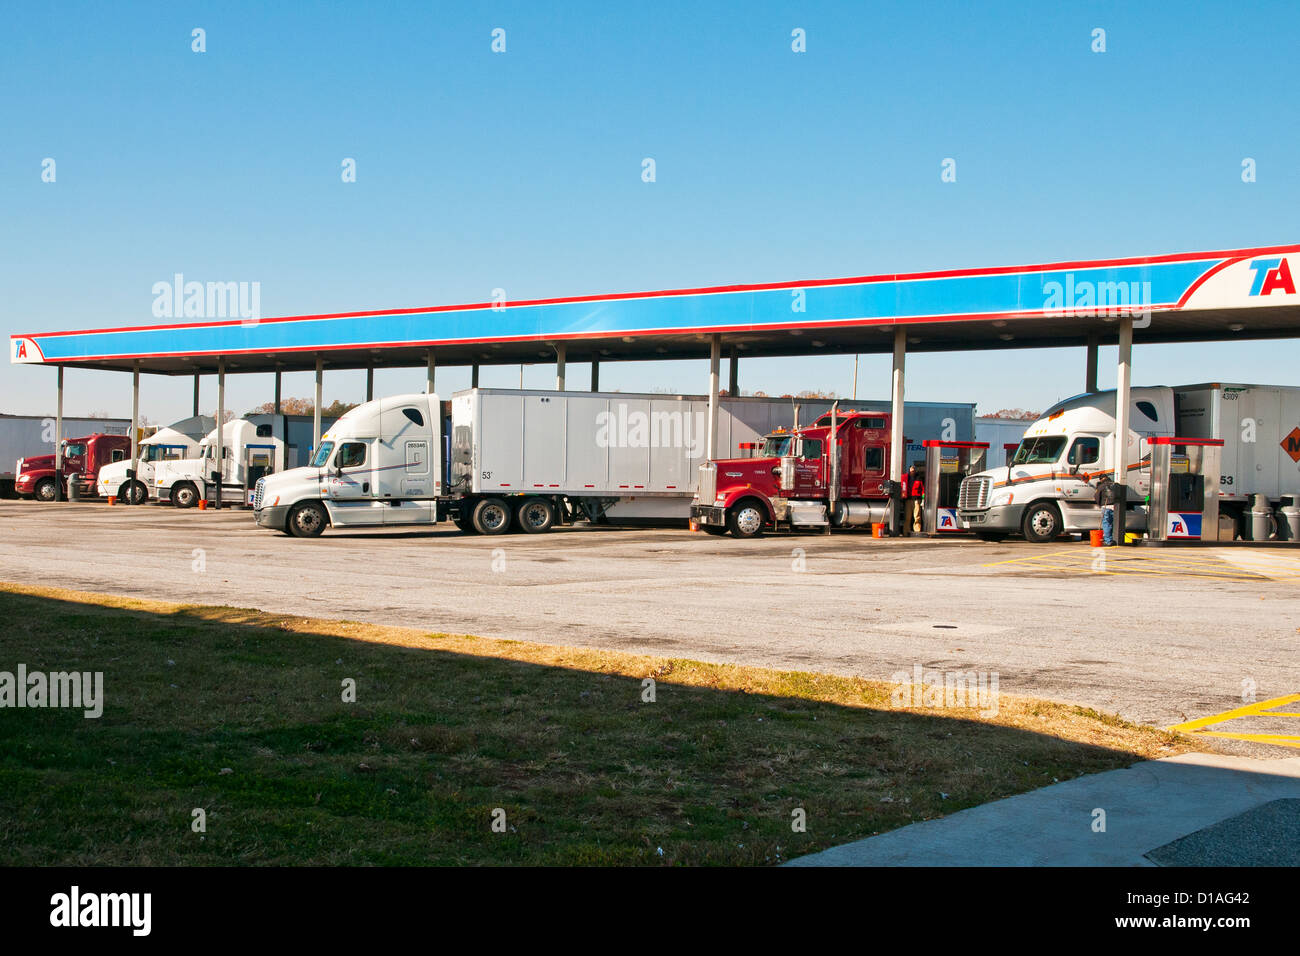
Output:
top-left (10, 243), bottom-right (1300, 375)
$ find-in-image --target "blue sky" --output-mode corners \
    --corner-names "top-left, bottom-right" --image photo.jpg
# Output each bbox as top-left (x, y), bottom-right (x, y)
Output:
top-left (1, 1), bottom-right (1297, 421)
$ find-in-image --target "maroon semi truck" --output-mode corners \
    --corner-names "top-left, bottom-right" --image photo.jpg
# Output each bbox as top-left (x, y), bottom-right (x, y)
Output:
top-left (690, 408), bottom-right (899, 537)
top-left (15, 434), bottom-right (132, 501)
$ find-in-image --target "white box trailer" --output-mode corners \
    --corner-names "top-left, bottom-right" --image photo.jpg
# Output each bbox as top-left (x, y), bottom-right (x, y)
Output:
top-left (0, 414), bottom-right (130, 496)
top-left (1174, 383), bottom-right (1300, 504)
top-left (254, 388), bottom-right (977, 536)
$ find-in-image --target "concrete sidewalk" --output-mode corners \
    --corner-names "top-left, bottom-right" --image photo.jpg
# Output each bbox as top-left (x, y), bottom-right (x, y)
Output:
top-left (786, 753), bottom-right (1300, 866)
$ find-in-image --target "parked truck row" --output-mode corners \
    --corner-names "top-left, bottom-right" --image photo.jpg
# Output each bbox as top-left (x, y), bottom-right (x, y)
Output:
top-left (13, 382), bottom-right (1299, 545)
top-left (252, 388), bottom-right (975, 536)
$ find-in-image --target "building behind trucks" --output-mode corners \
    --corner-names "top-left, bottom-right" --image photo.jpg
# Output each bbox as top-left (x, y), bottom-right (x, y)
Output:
top-left (251, 388), bottom-right (971, 536)
top-left (1, 414), bottom-right (131, 498)
top-left (95, 415), bottom-right (215, 504)
top-left (957, 383), bottom-right (1300, 542)
top-left (154, 413), bottom-right (333, 508)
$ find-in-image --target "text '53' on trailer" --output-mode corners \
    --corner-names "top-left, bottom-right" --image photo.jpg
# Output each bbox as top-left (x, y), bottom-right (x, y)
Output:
top-left (252, 388), bottom-right (860, 537)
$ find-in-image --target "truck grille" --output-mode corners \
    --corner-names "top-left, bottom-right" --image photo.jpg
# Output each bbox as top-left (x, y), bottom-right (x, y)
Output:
top-left (696, 462), bottom-right (717, 502)
top-left (958, 475), bottom-right (991, 510)
top-left (253, 477), bottom-right (265, 511)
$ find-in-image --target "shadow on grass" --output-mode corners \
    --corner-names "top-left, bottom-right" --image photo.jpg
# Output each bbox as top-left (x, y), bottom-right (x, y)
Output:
top-left (0, 588), bottom-right (1177, 866)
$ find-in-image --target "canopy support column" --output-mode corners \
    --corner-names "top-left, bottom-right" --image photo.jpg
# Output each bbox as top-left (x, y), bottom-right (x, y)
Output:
top-left (214, 359), bottom-right (225, 510)
top-left (1085, 333), bottom-right (1099, 393)
top-left (707, 335), bottom-right (721, 460)
top-left (365, 366), bottom-right (373, 402)
top-left (1114, 318), bottom-right (1133, 543)
top-left (728, 349), bottom-right (738, 396)
top-left (54, 367), bottom-right (64, 501)
top-left (590, 356), bottom-right (599, 392)
top-left (556, 344), bottom-right (566, 391)
top-left (471, 363), bottom-right (480, 388)
top-left (129, 362), bottom-right (140, 505)
top-left (192, 370), bottom-right (200, 417)
top-left (313, 358), bottom-right (323, 450)
top-left (426, 349), bottom-right (435, 395)
top-left (889, 328), bottom-right (907, 535)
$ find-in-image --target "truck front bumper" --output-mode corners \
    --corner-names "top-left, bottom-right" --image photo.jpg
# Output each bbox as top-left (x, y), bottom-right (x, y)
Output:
top-left (958, 503), bottom-right (1024, 532)
top-left (690, 504), bottom-right (727, 527)
top-left (254, 504), bottom-right (291, 531)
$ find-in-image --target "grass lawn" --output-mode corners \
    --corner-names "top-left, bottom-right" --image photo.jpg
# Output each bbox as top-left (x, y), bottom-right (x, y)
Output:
top-left (0, 582), bottom-right (1200, 865)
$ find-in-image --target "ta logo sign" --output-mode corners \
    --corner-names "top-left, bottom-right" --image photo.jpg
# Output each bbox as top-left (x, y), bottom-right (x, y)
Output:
top-left (14, 340), bottom-right (26, 359)
top-left (1248, 257), bottom-right (1296, 296)
top-left (1171, 520), bottom-right (1185, 535)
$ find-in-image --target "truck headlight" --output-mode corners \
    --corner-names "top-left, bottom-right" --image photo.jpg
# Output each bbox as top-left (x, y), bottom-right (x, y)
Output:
top-left (991, 491), bottom-right (1014, 507)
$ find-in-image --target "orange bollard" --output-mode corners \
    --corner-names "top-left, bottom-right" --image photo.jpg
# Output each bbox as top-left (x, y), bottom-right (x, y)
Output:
top-left (1089, 529), bottom-right (1104, 547)
top-left (107, 496), bottom-right (116, 506)
top-left (198, 499), bottom-right (207, 511)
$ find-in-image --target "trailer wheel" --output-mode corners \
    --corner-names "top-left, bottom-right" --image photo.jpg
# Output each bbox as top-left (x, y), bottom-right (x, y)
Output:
top-left (1021, 502), bottom-right (1062, 543)
top-left (727, 499), bottom-right (766, 539)
top-left (172, 482), bottom-right (199, 509)
top-left (119, 480), bottom-right (148, 505)
top-left (34, 478), bottom-right (57, 503)
top-left (472, 497), bottom-right (512, 535)
top-left (288, 501), bottom-right (328, 538)
top-left (516, 498), bottom-right (556, 534)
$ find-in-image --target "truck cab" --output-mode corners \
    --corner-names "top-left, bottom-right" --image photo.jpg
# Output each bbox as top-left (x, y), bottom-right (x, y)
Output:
top-left (15, 433), bottom-right (132, 501)
top-left (154, 419), bottom-right (285, 508)
top-left (254, 394), bottom-right (443, 536)
top-left (690, 409), bottom-right (893, 537)
top-left (957, 387), bottom-right (1174, 541)
top-left (96, 417), bottom-right (213, 504)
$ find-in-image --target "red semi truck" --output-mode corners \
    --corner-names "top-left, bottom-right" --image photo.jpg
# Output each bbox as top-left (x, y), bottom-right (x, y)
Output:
top-left (690, 408), bottom-right (898, 537)
top-left (15, 433), bottom-right (132, 501)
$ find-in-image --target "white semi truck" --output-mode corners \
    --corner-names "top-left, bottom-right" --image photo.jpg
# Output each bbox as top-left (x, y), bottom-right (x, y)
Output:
top-left (957, 383), bottom-right (1300, 542)
top-left (253, 387), bottom-right (959, 537)
top-left (95, 416), bottom-right (215, 504)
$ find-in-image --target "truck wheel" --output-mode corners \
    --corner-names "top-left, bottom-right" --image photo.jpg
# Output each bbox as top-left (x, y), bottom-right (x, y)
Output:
top-left (288, 502), bottom-right (328, 538)
top-left (472, 497), bottom-right (512, 535)
top-left (516, 498), bottom-right (556, 534)
top-left (1021, 503), bottom-right (1062, 543)
top-left (452, 512), bottom-right (478, 534)
top-left (34, 478), bottom-right (57, 503)
top-left (727, 500), bottom-right (766, 539)
top-left (120, 480), bottom-right (148, 505)
top-left (172, 482), bottom-right (199, 509)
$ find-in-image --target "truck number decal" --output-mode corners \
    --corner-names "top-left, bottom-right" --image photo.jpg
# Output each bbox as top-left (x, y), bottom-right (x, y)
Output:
top-left (1220, 475), bottom-right (1234, 486)
top-left (481, 470), bottom-right (492, 481)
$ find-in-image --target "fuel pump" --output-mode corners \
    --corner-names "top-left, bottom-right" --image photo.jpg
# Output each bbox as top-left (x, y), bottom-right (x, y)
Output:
top-left (1145, 437), bottom-right (1223, 543)
top-left (922, 440), bottom-right (989, 535)
top-left (243, 443), bottom-right (277, 506)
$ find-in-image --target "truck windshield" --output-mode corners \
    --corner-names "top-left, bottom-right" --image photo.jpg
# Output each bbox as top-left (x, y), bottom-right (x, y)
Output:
top-left (761, 436), bottom-right (792, 457)
top-left (1011, 436), bottom-right (1067, 466)
top-left (310, 442), bottom-right (335, 468)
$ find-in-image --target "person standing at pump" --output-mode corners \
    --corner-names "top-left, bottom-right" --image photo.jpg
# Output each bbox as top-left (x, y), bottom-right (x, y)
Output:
top-left (905, 464), bottom-right (925, 535)
top-left (1092, 474), bottom-right (1118, 546)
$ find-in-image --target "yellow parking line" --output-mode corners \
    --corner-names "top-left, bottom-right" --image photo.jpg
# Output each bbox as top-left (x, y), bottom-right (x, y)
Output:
top-left (1168, 694), bottom-right (1300, 734)
top-left (1190, 732), bottom-right (1300, 750)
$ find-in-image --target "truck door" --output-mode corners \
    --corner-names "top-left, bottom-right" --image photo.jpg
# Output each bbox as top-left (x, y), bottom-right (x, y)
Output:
top-left (376, 403), bottom-right (436, 524)
top-left (793, 438), bottom-right (824, 497)
top-left (1061, 435), bottom-right (1101, 502)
